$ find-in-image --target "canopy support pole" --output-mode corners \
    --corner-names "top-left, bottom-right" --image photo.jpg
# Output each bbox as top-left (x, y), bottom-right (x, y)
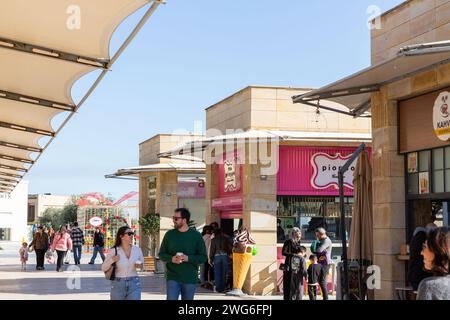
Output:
top-left (338, 143), bottom-right (366, 300)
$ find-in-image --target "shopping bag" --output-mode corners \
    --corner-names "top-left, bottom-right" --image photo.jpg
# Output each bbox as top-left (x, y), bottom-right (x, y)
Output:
top-left (64, 250), bottom-right (71, 264)
top-left (46, 250), bottom-right (55, 264)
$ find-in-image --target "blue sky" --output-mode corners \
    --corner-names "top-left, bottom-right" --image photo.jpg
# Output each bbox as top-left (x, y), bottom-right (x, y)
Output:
top-left (26, 0), bottom-right (404, 201)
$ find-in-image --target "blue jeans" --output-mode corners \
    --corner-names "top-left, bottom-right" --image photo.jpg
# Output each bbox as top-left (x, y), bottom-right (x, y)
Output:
top-left (166, 280), bottom-right (196, 300)
top-left (90, 246), bottom-right (105, 263)
top-left (110, 277), bottom-right (141, 300)
top-left (72, 245), bottom-right (82, 264)
top-left (213, 254), bottom-right (228, 292)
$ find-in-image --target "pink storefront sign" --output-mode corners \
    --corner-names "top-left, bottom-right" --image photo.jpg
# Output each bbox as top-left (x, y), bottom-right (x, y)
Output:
top-left (277, 146), bottom-right (371, 196)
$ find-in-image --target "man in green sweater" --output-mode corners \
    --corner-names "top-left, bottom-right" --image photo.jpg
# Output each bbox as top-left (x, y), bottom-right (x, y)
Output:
top-left (159, 208), bottom-right (207, 300)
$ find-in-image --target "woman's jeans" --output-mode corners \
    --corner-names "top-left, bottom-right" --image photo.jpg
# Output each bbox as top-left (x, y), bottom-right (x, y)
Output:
top-left (90, 245), bottom-right (105, 263)
top-left (213, 254), bottom-right (228, 292)
top-left (56, 250), bottom-right (66, 271)
top-left (166, 280), bottom-right (196, 300)
top-left (110, 277), bottom-right (142, 300)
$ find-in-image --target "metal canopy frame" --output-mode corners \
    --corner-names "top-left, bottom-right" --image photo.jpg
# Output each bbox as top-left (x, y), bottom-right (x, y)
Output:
top-left (0, 121), bottom-right (54, 136)
top-left (0, 36), bottom-right (109, 69)
top-left (0, 164), bottom-right (28, 172)
top-left (0, 0), bottom-right (165, 193)
top-left (292, 41), bottom-right (450, 118)
top-left (0, 154), bottom-right (34, 164)
top-left (0, 171), bottom-right (23, 178)
top-left (0, 140), bottom-right (42, 153)
top-left (0, 89), bottom-right (75, 112)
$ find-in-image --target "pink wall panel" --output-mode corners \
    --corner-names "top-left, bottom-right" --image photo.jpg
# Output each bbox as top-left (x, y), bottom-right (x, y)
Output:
top-left (277, 146), bottom-right (371, 196)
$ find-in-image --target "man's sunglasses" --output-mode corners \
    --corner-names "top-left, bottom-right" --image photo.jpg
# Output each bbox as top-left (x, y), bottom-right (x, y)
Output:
top-left (172, 216), bottom-right (183, 221)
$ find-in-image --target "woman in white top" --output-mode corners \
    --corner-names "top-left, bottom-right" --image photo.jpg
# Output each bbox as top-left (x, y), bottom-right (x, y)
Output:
top-left (102, 226), bottom-right (144, 300)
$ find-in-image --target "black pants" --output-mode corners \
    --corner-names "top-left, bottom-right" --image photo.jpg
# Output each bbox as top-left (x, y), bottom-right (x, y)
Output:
top-left (35, 249), bottom-right (46, 269)
top-left (308, 284), bottom-right (318, 300)
top-left (56, 250), bottom-right (66, 271)
top-left (283, 271), bottom-right (290, 300)
top-left (319, 265), bottom-right (330, 300)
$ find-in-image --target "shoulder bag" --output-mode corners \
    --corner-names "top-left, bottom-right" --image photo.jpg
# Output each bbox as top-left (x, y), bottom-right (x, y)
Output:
top-left (104, 246), bottom-right (118, 281)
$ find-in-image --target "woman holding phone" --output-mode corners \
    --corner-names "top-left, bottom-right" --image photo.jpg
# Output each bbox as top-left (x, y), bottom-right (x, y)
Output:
top-left (102, 226), bottom-right (145, 300)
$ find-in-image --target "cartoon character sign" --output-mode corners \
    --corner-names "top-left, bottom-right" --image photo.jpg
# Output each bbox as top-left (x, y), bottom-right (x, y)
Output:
top-left (224, 158), bottom-right (241, 193)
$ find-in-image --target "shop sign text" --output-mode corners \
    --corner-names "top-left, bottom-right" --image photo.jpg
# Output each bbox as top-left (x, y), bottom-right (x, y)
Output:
top-left (433, 91), bottom-right (450, 141)
top-left (310, 153), bottom-right (356, 190)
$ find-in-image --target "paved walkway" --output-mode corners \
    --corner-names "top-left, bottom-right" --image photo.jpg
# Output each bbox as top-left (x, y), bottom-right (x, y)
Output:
top-left (0, 241), bottom-right (283, 300)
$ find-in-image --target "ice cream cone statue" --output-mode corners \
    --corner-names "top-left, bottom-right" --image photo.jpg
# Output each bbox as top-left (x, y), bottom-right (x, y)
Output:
top-left (227, 228), bottom-right (257, 297)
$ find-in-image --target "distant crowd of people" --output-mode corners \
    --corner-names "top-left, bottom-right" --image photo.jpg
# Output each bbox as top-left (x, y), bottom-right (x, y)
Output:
top-left (21, 222), bottom-right (106, 272)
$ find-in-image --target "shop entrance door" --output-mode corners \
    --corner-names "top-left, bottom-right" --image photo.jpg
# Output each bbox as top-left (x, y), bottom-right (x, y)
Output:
top-left (220, 213), bottom-right (242, 238)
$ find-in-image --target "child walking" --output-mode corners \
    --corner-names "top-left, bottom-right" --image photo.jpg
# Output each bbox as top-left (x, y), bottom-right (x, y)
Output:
top-left (19, 242), bottom-right (29, 271)
top-left (307, 254), bottom-right (324, 300)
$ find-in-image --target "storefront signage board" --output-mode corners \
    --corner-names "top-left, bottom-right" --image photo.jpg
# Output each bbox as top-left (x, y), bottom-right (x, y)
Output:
top-left (310, 152), bottom-right (356, 190)
top-left (433, 91), bottom-right (450, 141)
top-left (400, 87), bottom-right (450, 153)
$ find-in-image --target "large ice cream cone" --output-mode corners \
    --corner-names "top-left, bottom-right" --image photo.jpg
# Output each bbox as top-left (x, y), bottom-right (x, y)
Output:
top-left (232, 247), bottom-right (253, 290)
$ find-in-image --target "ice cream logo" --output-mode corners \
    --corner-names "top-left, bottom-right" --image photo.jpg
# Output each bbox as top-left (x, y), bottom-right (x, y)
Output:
top-left (224, 159), bottom-right (240, 192)
top-left (310, 152), bottom-right (356, 190)
top-left (440, 95), bottom-right (449, 118)
top-left (433, 92), bottom-right (450, 141)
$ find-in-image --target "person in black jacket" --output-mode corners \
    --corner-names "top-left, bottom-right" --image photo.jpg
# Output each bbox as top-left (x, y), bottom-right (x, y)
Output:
top-left (282, 227), bottom-right (307, 300)
top-left (408, 223), bottom-right (437, 290)
top-left (89, 228), bottom-right (106, 264)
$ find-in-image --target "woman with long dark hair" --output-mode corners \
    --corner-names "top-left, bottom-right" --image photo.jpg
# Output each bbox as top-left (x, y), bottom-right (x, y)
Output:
top-left (209, 228), bottom-right (232, 293)
top-left (102, 226), bottom-right (144, 300)
top-left (417, 227), bottom-right (450, 300)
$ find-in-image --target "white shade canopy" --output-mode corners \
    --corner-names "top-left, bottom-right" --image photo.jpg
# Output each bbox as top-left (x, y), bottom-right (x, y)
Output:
top-left (0, 0), bottom-right (162, 192)
top-left (292, 41), bottom-right (450, 118)
top-left (158, 129), bottom-right (372, 161)
top-left (106, 163), bottom-right (206, 179)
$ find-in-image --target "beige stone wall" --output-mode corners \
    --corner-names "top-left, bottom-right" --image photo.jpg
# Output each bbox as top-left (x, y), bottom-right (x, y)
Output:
top-left (139, 170), bottom-right (178, 256)
top-left (139, 134), bottom-right (204, 165)
top-left (369, 0), bottom-right (450, 299)
top-left (205, 86), bottom-right (371, 134)
top-left (206, 88), bottom-right (252, 133)
top-left (241, 144), bottom-right (278, 295)
top-left (371, 87), bottom-right (406, 300)
top-left (250, 87), bottom-right (371, 133)
top-left (371, 0), bottom-right (450, 64)
top-left (157, 171), bottom-right (179, 242)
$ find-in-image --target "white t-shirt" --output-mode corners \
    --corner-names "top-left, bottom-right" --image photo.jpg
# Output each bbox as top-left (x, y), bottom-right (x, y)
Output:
top-left (102, 245), bottom-right (144, 278)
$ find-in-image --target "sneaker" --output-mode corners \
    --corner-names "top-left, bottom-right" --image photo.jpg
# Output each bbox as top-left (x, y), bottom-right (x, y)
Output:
top-left (88, 262), bottom-right (94, 265)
